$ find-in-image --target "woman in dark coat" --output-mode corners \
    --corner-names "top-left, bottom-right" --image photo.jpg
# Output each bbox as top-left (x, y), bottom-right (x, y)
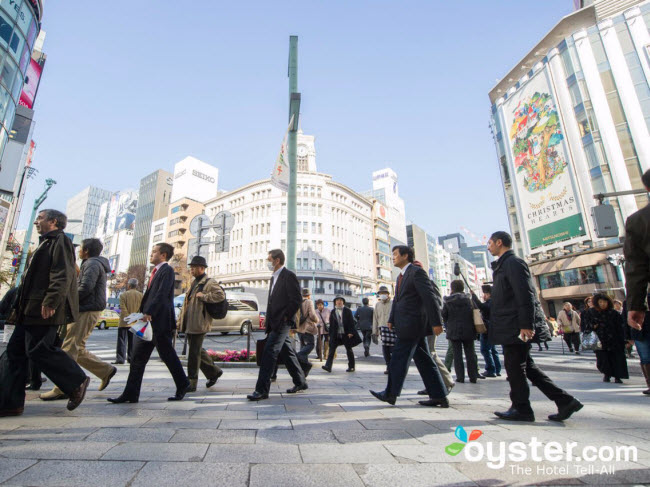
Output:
top-left (442, 280), bottom-right (478, 383)
top-left (583, 293), bottom-right (628, 383)
top-left (322, 296), bottom-right (360, 373)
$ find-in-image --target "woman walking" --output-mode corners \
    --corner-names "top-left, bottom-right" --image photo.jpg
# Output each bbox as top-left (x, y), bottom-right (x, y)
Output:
top-left (557, 302), bottom-right (581, 354)
top-left (442, 280), bottom-right (478, 383)
top-left (583, 293), bottom-right (628, 383)
top-left (372, 286), bottom-right (395, 374)
top-left (322, 296), bottom-right (359, 373)
top-left (314, 300), bottom-right (330, 361)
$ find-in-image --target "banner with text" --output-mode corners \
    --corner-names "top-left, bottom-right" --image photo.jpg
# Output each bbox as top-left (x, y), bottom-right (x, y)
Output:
top-left (270, 115), bottom-right (294, 191)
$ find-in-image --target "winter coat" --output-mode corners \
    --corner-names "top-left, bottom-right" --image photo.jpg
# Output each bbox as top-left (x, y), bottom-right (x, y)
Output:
top-left (179, 275), bottom-right (226, 334)
top-left (557, 309), bottom-right (581, 334)
top-left (119, 288), bottom-right (143, 327)
top-left (442, 293), bottom-right (476, 341)
top-left (15, 230), bottom-right (79, 326)
top-left (315, 307), bottom-right (330, 335)
top-left (329, 306), bottom-right (357, 346)
top-left (488, 250), bottom-right (536, 346)
top-left (78, 257), bottom-right (111, 312)
top-left (623, 203), bottom-right (650, 312)
top-left (354, 305), bottom-right (374, 332)
top-left (530, 301), bottom-right (552, 344)
top-left (372, 299), bottom-right (392, 335)
top-left (297, 298), bottom-right (319, 335)
top-left (583, 307), bottom-right (626, 352)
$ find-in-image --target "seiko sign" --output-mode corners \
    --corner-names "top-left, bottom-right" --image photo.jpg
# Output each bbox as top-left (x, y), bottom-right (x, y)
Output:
top-left (192, 170), bottom-right (215, 184)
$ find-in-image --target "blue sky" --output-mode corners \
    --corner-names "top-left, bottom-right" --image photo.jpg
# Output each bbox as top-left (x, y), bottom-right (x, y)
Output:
top-left (19, 0), bottom-right (575, 242)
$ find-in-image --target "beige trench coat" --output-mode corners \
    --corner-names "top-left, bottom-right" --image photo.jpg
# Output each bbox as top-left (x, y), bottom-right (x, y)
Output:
top-left (297, 298), bottom-right (319, 335)
top-left (178, 275), bottom-right (226, 334)
top-left (119, 289), bottom-right (144, 327)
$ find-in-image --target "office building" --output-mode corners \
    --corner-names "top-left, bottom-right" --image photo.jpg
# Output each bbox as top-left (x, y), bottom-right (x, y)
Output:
top-left (65, 186), bottom-right (113, 241)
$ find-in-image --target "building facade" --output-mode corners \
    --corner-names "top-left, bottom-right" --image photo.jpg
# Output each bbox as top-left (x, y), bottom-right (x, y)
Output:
top-left (407, 224), bottom-right (461, 296)
top-left (95, 190), bottom-right (138, 274)
top-left (170, 156), bottom-right (219, 204)
top-left (371, 200), bottom-right (393, 293)
top-left (489, 0), bottom-right (650, 315)
top-left (166, 197), bottom-right (205, 294)
top-left (129, 169), bottom-right (173, 269)
top-left (65, 186), bottom-right (113, 241)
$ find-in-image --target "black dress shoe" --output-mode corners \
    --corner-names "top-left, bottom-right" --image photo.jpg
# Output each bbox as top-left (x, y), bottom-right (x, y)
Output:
top-left (206, 370), bottom-right (223, 388)
top-left (0, 407), bottom-right (24, 417)
top-left (247, 391), bottom-right (269, 401)
top-left (477, 374), bottom-right (486, 379)
top-left (494, 408), bottom-right (535, 422)
top-left (548, 398), bottom-right (583, 422)
top-left (67, 376), bottom-right (90, 411)
top-left (25, 383), bottom-right (42, 391)
top-left (417, 389), bottom-right (428, 395)
top-left (370, 389), bottom-right (396, 405)
top-left (168, 382), bottom-right (191, 401)
top-left (302, 362), bottom-right (313, 378)
top-left (111, 361), bottom-right (125, 365)
top-left (286, 383), bottom-right (308, 394)
top-left (107, 395), bottom-right (139, 404)
top-left (346, 368), bottom-right (355, 372)
top-left (321, 365), bottom-right (332, 373)
top-left (482, 372), bottom-right (497, 378)
top-left (270, 375), bottom-right (277, 382)
top-left (419, 397), bottom-right (449, 408)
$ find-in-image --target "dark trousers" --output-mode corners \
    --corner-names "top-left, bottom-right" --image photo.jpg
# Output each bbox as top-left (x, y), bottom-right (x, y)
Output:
top-left (382, 345), bottom-right (393, 367)
top-left (503, 343), bottom-right (574, 414)
top-left (451, 339), bottom-right (478, 382)
top-left (297, 333), bottom-right (315, 364)
top-left (0, 324), bottom-right (87, 410)
top-left (479, 333), bottom-right (501, 375)
top-left (115, 327), bottom-right (133, 363)
top-left (121, 326), bottom-right (188, 400)
top-left (325, 338), bottom-right (355, 370)
top-left (563, 332), bottom-right (580, 351)
top-left (362, 330), bottom-right (373, 352)
top-left (255, 326), bottom-right (305, 395)
top-left (187, 333), bottom-right (222, 381)
top-left (386, 336), bottom-right (447, 399)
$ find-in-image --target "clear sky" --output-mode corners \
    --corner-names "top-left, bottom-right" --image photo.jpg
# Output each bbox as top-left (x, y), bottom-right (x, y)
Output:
top-left (18, 0), bottom-right (575, 243)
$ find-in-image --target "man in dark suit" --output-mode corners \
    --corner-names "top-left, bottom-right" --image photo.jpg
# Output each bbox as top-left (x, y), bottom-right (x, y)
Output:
top-left (370, 245), bottom-right (449, 407)
top-left (108, 243), bottom-right (189, 403)
top-left (0, 209), bottom-right (89, 416)
top-left (248, 249), bottom-right (307, 401)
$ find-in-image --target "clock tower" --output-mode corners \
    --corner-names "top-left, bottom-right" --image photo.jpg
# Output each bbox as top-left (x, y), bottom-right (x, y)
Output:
top-left (296, 130), bottom-right (317, 172)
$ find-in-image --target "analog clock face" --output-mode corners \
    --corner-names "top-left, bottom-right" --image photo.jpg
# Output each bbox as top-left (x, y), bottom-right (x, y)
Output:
top-left (297, 145), bottom-right (308, 157)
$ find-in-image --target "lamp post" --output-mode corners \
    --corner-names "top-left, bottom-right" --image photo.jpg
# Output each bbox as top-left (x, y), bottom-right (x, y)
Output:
top-left (15, 178), bottom-right (56, 286)
top-left (286, 36), bottom-right (301, 271)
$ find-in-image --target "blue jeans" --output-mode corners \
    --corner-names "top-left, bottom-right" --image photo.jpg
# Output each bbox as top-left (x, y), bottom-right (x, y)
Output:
top-left (480, 333), bottom-right (501, 375)
top-left (635, 338), bottom-right (650, 365)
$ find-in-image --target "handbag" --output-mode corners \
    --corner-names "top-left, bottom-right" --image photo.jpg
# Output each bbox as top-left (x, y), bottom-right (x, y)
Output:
top-left (256, 337), bottom-right (266, 366)
top-left (581, 331), bottom-right (601, 351)
top-left (470, 296), bottom-right (487, 334)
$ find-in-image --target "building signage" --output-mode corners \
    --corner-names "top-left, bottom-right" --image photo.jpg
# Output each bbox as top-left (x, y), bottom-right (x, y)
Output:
top-left (501, 67), bottom-right (585, 250)
top-left (19, 58), bottom-right (44, 109)
top-left (192, 169), bottom-right (215, 184)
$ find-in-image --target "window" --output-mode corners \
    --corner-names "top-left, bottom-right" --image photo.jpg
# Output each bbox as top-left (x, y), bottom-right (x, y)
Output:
top-left (539, 265), bottom-right (606, 290)
top-left (171, 205), bottom-right (182, 213)
top-left (154, 223), bottom-right (164, 232)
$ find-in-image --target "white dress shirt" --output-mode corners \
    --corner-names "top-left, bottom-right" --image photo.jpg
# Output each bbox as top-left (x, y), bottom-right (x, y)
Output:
top-left (270, 266), bottom-right (285, 295)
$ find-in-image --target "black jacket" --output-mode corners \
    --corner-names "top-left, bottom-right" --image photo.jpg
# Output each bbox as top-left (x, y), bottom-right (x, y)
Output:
top-left (624, 204), bottom-right (650, 312)
top-left (354, 305), bottom-right (374, 332)
top-left (388, 264), bottom-right (442, 340)
top-left (265, 267), bottom-right (302, 333)
top-left (530, 301), bottom-right (552, 344)
top-left (16, 230), bottom-right (79, 326)
top-left (78, 256), bottom-right (111, 312)
top-left (624, 296), bottom-right (650, 341)
top-left (583, 307), bottom-right (626, 352)
top-left (141, 263), bottom-right (176, 333)
top-left (488, 250), bottom-right (536, 345)
top-left (329, 306), bottom-right (358, 346)
top-left (442, 293), bottom-right (475, 341)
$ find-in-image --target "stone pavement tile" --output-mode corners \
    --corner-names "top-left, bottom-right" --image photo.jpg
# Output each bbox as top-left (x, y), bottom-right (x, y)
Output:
top-left (0, 458), bottom-right (37, 484)
top-left (102, 442), bottom-right (208, 462)
top-left (332, 429), bottom-right (420, 445)
top-left (0, 426), bottom-right (97, 442)
top-left (250, 464), bottom-right (364, 487)
top-left (128, 408), bottom-right (196, 418)
top-left (576, 461), bottom-right (650, 485)
top-left (385, 444), bottom-right (465, 463)
top-left (203, 443), bottom-right (301, 463)
top-left (142, 417), bottom-right (221, 429)
top-left (300, 444), bottom-right (397, 464)
top-left (164, 400), bottom-right (223, 411)
top-left (49, 406), bottom-right (131, 417)
top-left (225, 402), bottom-right (286, 412)
top-left (2, 460), bottom-right (144, 487)
top-left (256, 430), bottom-right (338, 445)
top-left (455, 461), bottom-right (584, 486)
top-left (291, 418), bottom-right (364, 430)
top-left (358, 418), bottom-right (433, 431)
top-left (191, 409), bottom-right (256, 420)
top-left (0, 440), bottom-right (117, 460)
top-left (85, 427), bottom-right (176, 443)
top-left (0, 415), bottom-right (75, 429)
top-left (170, 429), bottom-right (256, 444)
top-left (130, 462), bottom-right (249, 487)
top-left (357, 464), bottom-right (476, 487)
top-left (219, 419), bottom-right (291, 430)
top-left (61, 416), bottom-right (150, 429)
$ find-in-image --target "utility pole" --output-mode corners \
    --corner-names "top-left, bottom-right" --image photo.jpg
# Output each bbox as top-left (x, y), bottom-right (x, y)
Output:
top-left (15, 178), bottom-right (56, 286)
top-left (286, 35), bottom-right (301, 271)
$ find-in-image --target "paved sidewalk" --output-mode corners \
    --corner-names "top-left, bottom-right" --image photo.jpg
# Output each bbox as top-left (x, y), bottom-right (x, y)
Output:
top-left (1, 347), bottom-right (650, 486)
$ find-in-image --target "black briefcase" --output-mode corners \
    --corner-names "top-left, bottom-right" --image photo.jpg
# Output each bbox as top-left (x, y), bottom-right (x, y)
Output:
top-left (256, 337), bottom-right (266, 366)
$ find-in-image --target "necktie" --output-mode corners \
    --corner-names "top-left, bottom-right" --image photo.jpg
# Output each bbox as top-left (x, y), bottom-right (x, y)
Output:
top-left (396, 273), bottom-right (404, 295)
top-left (148, 267), bottom-right (158, 289)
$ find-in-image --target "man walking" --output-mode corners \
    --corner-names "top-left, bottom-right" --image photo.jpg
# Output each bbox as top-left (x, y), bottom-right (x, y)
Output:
top-left (40, 238), bottom-right (117, 400)
top-left (370, 246), bottom-right (449, 408)
top-left (108, 243), bottom-right (189, 403)
top-left (625, 169), bottom-right (650, 332)
top-left (178, 256), bottom-right (225, 392)
top-left (296, 288), bottom-right (318, 376)
top-left (114, 279), bottom-right (142, 364)
top-left (0, 209), bottom-right (89, 416)
top-left (247, 249), bottom-right (307, 401)
top-left (471, 285), bottom-right (501, 377)
top-left (355, 298), bottom-right (374, 357)
top-left (488, 231), bottom-right (582, 422)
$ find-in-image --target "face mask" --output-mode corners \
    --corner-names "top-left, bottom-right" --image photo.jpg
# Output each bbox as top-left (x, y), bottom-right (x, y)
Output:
top-left (379, 295), bottom-right (388, 301)
top-left (267, 261), bottom-right (275, 272)
top-left (336, 305), bottom-right (343, 310)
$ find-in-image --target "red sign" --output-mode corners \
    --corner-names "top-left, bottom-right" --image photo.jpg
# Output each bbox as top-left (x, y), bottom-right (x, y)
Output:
top-left (19, 59), bottom-right (44, 109)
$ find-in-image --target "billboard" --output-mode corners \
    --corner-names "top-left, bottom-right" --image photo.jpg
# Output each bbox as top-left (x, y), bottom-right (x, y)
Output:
top-left (19, 58), bottom-right (44, 109)
top-left (502, 68), bottom-right (586, 250)
top-left (114, 192), bottom-right (138, 232)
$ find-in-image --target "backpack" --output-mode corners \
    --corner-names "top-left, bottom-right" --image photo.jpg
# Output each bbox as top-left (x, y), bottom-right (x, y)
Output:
top-left (197, 279), bottom-right (228, 320)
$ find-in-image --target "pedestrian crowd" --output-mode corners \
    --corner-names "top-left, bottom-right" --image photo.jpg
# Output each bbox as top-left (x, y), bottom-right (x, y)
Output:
top-left (1, 168), bottom-right (649, 423)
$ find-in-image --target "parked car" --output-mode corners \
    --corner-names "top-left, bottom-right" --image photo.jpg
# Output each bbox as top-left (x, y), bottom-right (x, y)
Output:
top-left (212, 291), bottom-right (261, 335)
top-left (96, 309), bottom-right (120, 330)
